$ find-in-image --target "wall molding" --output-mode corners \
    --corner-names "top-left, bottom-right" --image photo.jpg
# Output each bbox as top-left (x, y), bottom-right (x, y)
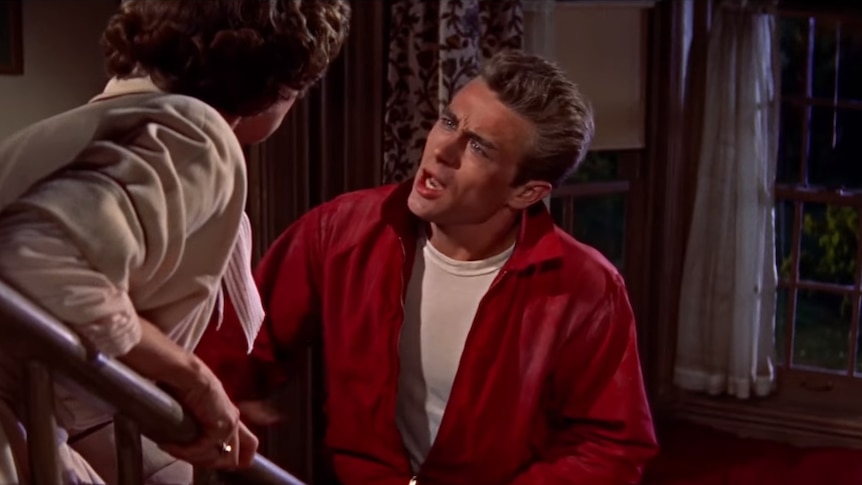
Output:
top-left (661, 393), bottom-right (862, 449)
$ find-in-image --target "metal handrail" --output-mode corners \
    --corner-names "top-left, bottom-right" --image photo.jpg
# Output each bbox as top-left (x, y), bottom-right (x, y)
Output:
top-left (0, 280), bottom-right (303, 485)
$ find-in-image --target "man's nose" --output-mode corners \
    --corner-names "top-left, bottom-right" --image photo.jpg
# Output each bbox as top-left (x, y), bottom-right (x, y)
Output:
top-left (434, 136), bottom-right (463, 168)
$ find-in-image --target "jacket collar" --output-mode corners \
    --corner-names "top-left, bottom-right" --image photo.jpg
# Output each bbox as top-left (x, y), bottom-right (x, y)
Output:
top-left (89, 76), bottom-right (162, 104)
top-left (381, 181), bottom-right (564, 271)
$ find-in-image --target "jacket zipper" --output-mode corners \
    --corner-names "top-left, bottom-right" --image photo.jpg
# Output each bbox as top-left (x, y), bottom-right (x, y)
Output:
top-left (394, 237), bottom-right (413, 478)
top-left (400, 239), bottom-right (408, 306)
top-left (396, 237), bottom-right (408, 341)
top-left (414, 267), bottom-right (509, 482)
top-left (394, 236), bottom-right (407, 389)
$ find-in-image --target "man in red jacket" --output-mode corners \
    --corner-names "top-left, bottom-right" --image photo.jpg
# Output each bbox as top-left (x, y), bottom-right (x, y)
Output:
top-left (198, 49), bottom-right (658, 485)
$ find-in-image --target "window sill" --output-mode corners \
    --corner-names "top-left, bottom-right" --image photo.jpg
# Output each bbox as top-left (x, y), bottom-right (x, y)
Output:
top-left (657, 391), bottom-right (862, 450)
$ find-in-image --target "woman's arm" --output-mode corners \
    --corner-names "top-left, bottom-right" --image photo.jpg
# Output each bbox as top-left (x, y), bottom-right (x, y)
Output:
top-left (122, 318), bottom-right (257, 468)
top-left (0, 96), bottom-right (255, 469)
top-left (0, 208), bottom-right (256, 470)
top-left (0, 210), bottom-right (143, 357)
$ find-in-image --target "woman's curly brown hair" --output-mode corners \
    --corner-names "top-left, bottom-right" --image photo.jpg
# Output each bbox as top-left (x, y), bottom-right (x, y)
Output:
top-left (102, 0), bottom-right (351, 117)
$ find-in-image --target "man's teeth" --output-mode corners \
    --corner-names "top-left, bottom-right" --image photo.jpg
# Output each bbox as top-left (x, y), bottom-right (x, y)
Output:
top-left (425, 177), bottom-right (442, 190)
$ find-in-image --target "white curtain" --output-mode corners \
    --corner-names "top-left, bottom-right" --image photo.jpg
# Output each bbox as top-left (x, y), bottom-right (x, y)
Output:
top-left (674, 0), bottom-right (780, 399)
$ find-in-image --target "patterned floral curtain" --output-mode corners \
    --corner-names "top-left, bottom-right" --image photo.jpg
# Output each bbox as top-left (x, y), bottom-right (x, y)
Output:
top-left (383, 0), bottom-right (523, 183)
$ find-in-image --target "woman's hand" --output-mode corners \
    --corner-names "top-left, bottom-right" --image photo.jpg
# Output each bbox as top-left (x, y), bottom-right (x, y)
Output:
top-left (119, 318), bottom-right (259, 469)
top-left (160, 361), bottom-right (259, 469)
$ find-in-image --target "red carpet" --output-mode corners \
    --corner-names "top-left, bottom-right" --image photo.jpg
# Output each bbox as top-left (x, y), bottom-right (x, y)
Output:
top-left (643, 420), bottom-right (862, 485)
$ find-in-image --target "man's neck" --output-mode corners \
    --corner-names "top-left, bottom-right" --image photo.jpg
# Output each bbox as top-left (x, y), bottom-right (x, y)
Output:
top-left (427, 211), bottom-right (519, 262)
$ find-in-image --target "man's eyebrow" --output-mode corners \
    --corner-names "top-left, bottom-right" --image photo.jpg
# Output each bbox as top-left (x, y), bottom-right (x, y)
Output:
top-left (465, 129), bottom-right (498, 151)
top-left (442, 105), bottom-right (498, 151)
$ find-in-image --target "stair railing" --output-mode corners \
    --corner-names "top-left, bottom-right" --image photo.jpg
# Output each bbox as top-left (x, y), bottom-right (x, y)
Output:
top-left (0, 279), bottom-right (303, 485)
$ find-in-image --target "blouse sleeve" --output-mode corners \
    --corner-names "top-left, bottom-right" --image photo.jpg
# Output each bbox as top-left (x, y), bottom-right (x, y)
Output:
top-left (0, 209), bottom-right (142, 357)
top-left (0, 95), bottom-right (246, 357)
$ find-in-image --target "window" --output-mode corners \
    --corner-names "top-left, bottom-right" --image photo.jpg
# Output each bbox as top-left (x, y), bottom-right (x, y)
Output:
top-left (550, 150), bottom-right (643, 275)
top-left (551, 152), bottom-right (628, 270)
top-left (775, 12), bottom-right (862, 410)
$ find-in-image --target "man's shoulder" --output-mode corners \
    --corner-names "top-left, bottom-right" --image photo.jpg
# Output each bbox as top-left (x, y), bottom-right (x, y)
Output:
top-left (327, 184), bottom-right (399, 207)
top-left (551, 226), bottom-right (627, 295)
top-left (314, 184), bottom-right (399, 222)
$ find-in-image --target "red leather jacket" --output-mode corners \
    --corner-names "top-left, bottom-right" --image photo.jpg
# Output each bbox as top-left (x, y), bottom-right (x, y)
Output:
top-left (197, 183), bottom-right (658, 485)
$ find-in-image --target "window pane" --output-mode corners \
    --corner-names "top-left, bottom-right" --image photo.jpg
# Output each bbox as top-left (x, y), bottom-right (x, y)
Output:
top-left (798, 203), bottom-right (858, 285)
top-left (837, 20), bottom-right (862, 101)
top-left (792, 290), bottom-right (852, 371)
top-left (780, 16), bottom-right (809, 97)
top-left (777, 104), bottom-right (803, 184)
top-left (776, 287), bottom-right (790, 366)
top-left (573, 196), bottom-right (626, 269)
top-left (812, 20), bottom-right (838, 99)
top-left (775, 200), bottom-right (795, 280)
top-left (566, 151), bottom-right (619, 183)
top-left (549, 195), bottom-right (626, 270)
top-left (808, 107), bottom-right (862, 189)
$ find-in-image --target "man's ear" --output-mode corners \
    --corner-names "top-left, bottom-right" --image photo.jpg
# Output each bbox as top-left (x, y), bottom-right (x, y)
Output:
top-left (508, 180), bottom-right (552, 210)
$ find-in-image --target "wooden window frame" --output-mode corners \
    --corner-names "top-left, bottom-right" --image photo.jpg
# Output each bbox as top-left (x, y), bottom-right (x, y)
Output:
top-left (647, 0), bottom-right (862, 448)
top-left (549, 149), bottom-right (650, 333)
top-left (770, 8), bottom-right (862, 415)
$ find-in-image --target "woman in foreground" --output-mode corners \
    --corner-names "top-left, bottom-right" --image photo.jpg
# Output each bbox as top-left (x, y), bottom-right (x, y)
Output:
top-left (0, 0), bottom-right (350, 483)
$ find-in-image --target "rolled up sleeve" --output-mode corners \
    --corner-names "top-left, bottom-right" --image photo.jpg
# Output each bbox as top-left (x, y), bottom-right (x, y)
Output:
top-left (0, 209), bottom-right (142, 357)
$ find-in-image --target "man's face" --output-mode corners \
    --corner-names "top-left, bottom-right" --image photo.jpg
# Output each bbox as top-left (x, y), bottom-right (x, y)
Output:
top-left (408, 79), bottom-right (545, 226)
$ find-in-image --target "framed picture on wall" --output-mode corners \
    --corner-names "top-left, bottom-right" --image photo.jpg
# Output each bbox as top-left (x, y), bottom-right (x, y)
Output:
top-left (0, 0), bottom-right (23, 75)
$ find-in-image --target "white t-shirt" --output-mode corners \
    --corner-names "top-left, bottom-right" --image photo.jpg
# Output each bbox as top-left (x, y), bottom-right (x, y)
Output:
top-left (395, 234), bottom-right (514, 472)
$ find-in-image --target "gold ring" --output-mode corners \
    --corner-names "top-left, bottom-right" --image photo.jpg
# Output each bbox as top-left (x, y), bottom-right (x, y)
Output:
top-left (217, 442), bottom-right (232, 455)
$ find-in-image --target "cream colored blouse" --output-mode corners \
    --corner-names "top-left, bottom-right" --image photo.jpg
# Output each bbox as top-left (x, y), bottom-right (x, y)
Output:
top-left (0, 77), bottom-right (264, 359)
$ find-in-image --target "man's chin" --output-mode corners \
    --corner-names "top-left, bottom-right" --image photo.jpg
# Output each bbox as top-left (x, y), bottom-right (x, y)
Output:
top-left (407, 191), bottom-right (439, 221)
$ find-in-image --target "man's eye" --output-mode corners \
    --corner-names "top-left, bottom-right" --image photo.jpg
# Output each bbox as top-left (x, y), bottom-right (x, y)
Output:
top-left (470, 140), bottom-right (487, 156)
